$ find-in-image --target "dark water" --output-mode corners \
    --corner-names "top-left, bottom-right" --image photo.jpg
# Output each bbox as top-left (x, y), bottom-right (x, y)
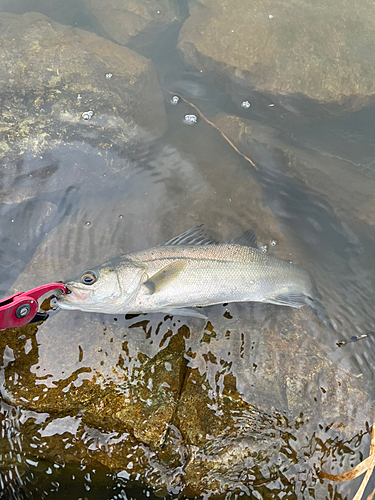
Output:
top-left (1, 0), bottom-right (375, 499)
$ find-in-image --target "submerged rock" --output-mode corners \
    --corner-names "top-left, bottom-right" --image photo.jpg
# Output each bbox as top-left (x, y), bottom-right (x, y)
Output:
top-left (209, 113), bottom-right (375, 336)
top-left (178, 0), bottom-right (375, 114)
top-left (213, 113), bottom-right (375, 226)
top-left (8, 102), bottom-right (302, 296)
top-left (174, 304), bottom-right (373, 497)
top-left (0, 0), bottom-right (85, 25)
top-left (0, 304), bottom-right (373, 498)
top-left (2, 77), bottom-right (374, 495)
top-left (0, 314), bottom-right (188, 449)
top-left (0, 12), bottom-right (166, 204)
top-left (82, 0), bottom-right (180, 46)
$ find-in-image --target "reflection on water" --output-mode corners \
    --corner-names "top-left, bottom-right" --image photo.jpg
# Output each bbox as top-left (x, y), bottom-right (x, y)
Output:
top-left (1, 0), bottom-right (375, 498)
top-left (0, 309), bottom-right (373, 499)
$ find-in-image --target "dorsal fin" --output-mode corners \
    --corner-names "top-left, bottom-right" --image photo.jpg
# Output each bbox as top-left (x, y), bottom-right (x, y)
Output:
top-left (159, 225), bottom-right (219, 246)
top-left (231, 229), bottom-right (258, 248)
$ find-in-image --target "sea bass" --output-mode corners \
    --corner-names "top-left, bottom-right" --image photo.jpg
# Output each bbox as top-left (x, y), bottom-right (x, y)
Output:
top-left (57, 226), bottom-right (317, 318)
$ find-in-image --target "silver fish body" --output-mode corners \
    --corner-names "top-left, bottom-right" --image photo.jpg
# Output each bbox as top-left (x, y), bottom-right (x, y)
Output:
top-left (57, 227), bottom-right (315, 318)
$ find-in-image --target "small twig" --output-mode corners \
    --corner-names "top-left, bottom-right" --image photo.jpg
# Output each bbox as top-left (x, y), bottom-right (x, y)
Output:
top-left (165, 90), bottom-right (258, 171)
top-left (337, 332), bottom-right (375, 347)
top-left (319, 420), bottom-right (375, 500)
top-left (319, 455), bottom-right (375, 483)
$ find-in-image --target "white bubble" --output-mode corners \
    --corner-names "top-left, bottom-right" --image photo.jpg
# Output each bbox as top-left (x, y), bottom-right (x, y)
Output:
top-left (171, 95), bottom-right (180, 105)
top-left (269, 103), bottom-right (275, 107)
top-left (86, 221), bottom-right (91, 226)
top-left (269, 14), bottom-right (273, 19)
top-left (261, 245), bottom-right (268, 253)
top-left (105, 72), bottom-right (113, 79)
top-left (270, 240), bottom-right (277, 246)
top-left (77, 93), bottom-right (82, 100)
top-left (183, 114), bottom-right (198, 125)
top-left (241, 100), bottom-right (251, 109)
top-left (81, 110), bottom-right (94, 120)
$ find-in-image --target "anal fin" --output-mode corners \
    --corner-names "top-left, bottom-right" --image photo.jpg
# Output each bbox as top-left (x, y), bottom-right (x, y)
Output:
top-left (161, 307), bottom-right (208, 319)
top-left (267, 291), bottom-right (309, 308)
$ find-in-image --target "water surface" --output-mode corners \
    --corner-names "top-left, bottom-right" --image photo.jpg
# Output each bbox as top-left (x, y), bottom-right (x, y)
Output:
top-left (1, 1), bottom-right (375, 499)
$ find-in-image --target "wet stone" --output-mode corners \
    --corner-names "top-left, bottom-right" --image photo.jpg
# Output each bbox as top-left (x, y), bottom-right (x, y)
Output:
top-left (213, 113), bottom-right (375, 227)
top-left (178, 0), bottom-right (375, 115)
top-left (1, 104), bottom-right (374, 495)
top-left (82, 0), bottom-right (180, 46)
top-left (0, 199), bottom-right (65, 296)
top-left (0, 313), bottom-right (189, 450)
top-left (7, 121), bottom-right (301, 297)
top-left (0, 0), bottom-right (84, 26)
top-left (0, 302), bottom-right (374, 497)
top-left (0, 12), bottom-right (166, 204)
top-left (174, 304), bottom-right (374, 497)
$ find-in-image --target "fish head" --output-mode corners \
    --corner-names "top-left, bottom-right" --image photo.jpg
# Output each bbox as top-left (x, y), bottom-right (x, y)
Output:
top-left (57, 258), bottom-right (146, 313)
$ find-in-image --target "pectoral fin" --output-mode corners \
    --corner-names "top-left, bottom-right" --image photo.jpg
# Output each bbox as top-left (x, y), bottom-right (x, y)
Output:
top-left (144, 261), bottom-right (187, 294)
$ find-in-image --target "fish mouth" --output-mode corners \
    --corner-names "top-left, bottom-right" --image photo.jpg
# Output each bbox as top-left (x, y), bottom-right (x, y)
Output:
top-left (56, 284), bottom-right (91, 309)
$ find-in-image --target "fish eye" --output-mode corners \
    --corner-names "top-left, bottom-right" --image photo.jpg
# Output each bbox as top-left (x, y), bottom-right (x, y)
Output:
top-left (81, 271), bottom-right (97, 285)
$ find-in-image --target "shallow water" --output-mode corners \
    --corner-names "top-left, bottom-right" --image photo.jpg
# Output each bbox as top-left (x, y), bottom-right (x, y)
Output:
top-left (1, 0), bottom-right (375, 499)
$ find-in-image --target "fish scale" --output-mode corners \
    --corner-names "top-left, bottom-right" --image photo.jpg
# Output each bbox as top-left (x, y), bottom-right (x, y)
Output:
top-left (126, 244), bottom-right (311, 313)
